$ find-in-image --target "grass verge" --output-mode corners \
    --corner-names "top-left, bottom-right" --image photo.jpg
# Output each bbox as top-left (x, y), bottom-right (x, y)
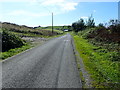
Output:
top-left (0, 44), bottom-right (32, 60)
top-left (0, 33), bottom-right (66, 61)
top-left (72, 33), bottom-right (119, 88)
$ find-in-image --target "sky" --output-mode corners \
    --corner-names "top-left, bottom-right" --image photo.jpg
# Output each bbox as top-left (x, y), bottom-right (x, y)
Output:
top-left (0, 0), bottom-right (119, 27)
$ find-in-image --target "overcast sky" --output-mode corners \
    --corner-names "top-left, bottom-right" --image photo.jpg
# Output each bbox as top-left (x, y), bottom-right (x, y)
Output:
top-left (0, 0), bottom-right (119, 27)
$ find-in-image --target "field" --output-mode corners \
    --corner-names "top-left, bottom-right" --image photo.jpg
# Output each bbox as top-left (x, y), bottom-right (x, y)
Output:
top-left (36, 25), bottom-right (71, 33)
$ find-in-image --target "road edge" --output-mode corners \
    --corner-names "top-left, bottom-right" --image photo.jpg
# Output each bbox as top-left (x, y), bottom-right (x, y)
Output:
top-left (2, 35), bottom-right (65, 63)
top-left (71, 35), bottom-right (93, 88)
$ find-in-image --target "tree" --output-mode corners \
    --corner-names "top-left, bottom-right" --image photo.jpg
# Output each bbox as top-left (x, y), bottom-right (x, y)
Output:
top-left (67, 25), bottom-right (72, 31)
top-left (72, 18), bottom-right (85, 32)
top-left (109, 19), bottom-right (120, 26)
top-left (108, 19), bottom-right (120, 33)
top-left (77, 18), bottom-right (85, 30)
top-left (86, 14), bottom-right (95, 28)
top-left (98, 23), bottom-right (104, 27)
top-left (62, 26), bottom-right (65, 31)
top-left (72, 22), bottom-right (78, 32)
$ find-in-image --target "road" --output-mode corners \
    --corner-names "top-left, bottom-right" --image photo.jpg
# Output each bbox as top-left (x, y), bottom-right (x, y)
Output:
top-left (2, 34), bottom-right (82, 88)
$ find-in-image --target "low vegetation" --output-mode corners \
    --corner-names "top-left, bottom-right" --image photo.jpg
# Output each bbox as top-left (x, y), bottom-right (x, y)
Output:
top-left (72, 16), bottom-right (120, 88)
top-left (1, 44), bottom-right (32, 60)
top-left (73, 34), bottom-right (119, 88)
top-left (1, 22), bottom-right (60, 37)
top-left (0, 22), bottom-right (63, 60)
top-left (2, 28), bottom-right (25, 52)
top-left (37, 25), bottom-right (72, 31)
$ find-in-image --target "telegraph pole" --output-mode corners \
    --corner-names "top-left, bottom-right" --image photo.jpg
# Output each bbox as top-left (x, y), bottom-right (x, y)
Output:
top-left (118, 1), bottom-right (120, 20)
top-left (52, 12), bottom-right (53, 34)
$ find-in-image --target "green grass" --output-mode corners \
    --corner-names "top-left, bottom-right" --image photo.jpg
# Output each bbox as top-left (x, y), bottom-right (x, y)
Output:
top-left (42, 29), bottom-right (63, 33)
top-left (0, 32), bottom-right (66, 61)
top-left (36, 27), bottom-right (63, 34)
top-left (72, 33), bottom-right (119, 88)
top-left (0, 22), bottom-right (65, 61)
top-left (0, 44), bottom-right (32, 60)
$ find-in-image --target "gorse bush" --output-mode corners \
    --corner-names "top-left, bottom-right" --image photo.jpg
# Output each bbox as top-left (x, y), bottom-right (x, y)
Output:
top-left (79, 26), bottom-right (120, 43)
top-left (2, 28), bottom-right (25, 52)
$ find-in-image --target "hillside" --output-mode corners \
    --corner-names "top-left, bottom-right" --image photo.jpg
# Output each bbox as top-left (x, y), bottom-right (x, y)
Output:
top-left (37, 25), bottom-right (72, 32)
top-left (0, 22), bottom-right (60, 37)
top-left (0, 22), bottom-right (63, 59)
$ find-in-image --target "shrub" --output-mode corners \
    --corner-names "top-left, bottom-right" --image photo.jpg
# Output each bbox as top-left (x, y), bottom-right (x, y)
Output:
top-left (2, 28), bottom-right (25, 52)
top-left (72, 18), bottom-right (86, 32)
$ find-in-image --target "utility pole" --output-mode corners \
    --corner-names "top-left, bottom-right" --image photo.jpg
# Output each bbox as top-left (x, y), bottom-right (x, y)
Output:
top-left (118, 1), bottom-right (120, 25)
top-left (52, 12), bottom-right (53, 34)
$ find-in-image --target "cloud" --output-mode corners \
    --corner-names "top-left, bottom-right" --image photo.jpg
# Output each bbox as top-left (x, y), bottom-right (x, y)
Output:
top-left (40, 0), bottom-right (65, 5)
top-left (39, 0), bottom-right (78, 12)
top-left (59, 2), bottom-right (78, 11)
top-left (9, 10), bottom-right (50, 17)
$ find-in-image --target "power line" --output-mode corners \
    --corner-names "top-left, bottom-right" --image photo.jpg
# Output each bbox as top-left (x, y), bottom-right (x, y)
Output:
top-left (36, 0), bottom-right (51, 13)
top-left (36, 0), bottom-right (54, 34)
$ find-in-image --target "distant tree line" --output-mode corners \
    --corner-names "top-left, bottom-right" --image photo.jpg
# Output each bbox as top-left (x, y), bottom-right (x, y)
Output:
top-left (72, 15), bottom-right (95, 32)
top-left (62, 25), bottom-right (72, 31)
top-left (72, 15), bottom-right (120, 33)
top-left (57, 15), bottom-right (95, 32)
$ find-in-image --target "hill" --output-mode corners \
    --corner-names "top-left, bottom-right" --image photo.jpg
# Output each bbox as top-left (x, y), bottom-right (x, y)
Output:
top-left (0, 22), bottom-right (60, 37)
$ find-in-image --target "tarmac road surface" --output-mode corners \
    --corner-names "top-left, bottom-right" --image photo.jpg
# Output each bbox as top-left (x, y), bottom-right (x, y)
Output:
top-left (2, 34), bottom-right (82, 88)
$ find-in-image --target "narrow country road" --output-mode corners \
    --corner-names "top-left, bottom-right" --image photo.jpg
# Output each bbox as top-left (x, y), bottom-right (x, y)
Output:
top-left (2, 34), bottom-right (82, 88)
